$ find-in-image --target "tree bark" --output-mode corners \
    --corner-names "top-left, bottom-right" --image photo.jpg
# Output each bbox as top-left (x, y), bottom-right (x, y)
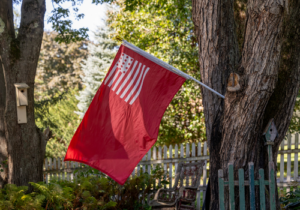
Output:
top-left (192, 0), bottom-right (239, 209)
top-left (192, 0), bottom-right (300, 209)
top-left (0, 0), bottom-right (47, 187)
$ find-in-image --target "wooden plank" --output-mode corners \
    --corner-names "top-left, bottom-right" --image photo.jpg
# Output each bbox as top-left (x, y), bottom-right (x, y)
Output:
top-left (269, 161), bottom-right (276, 210)
top-left (180, 144), bottom-right (184, 187)
top-left (57, 158), bottom-right (61, 180)
top-left (196, 142), bottom-right (202, 210)
top-left (248, 162), bottom-right (255, 210)
top-left (259, 169), bottom-right (266, 210)
top-left (239, 169), bottom-right (245, 210)
top-left (294, 133), bottom-right (299, 181)
top-left (197, 190), bottom-right (201, 210)
top-left (186, 143), bottom-right (190, 186)
top-left (147, 149), bottom-right (152, 175)
top-left (287, 133), bottom-right (291, 184)
top-left (192, 143), bottom-right (195, 190)
top-left (228, 163), bottom-right (235, 210)
top-left (280, 140), bottom-right (285, 183)
top-left (62, 159), bottom-right (65, 181)
top-left (224, 180), bottom-right (269, 186)
top-left (164, 145), bottom-right (168, 188)
top-left (138, 156), bottom-right (209, 165)
top-left (175, 144), bottom-right (178, 174)
top-left (218, 170), bottom-right (225, 210)
top-left (203, 142), bottom-right (207, 188)
top-left (158, 146), bottom-right (162, 186)
top-left (153, 146), bottom-right (157, 189)
top-left (169, 145), bottom-right (173, 189)
top-left (142, 154), bottom-right (146, 173)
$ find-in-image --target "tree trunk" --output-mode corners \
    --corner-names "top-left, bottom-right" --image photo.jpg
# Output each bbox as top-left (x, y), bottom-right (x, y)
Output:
top-left (0, 0), bottom-right (48, 187)
top-left (192, 0), bottom-right (300, 209)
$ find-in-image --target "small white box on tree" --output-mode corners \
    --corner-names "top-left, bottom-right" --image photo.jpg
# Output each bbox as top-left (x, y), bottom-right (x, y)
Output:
top-left (14, 83), bottom-right (29, 124)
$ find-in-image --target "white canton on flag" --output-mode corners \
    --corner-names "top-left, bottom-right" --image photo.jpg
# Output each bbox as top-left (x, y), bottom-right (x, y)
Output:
top-left (104, 53), bottom-right (150, 105)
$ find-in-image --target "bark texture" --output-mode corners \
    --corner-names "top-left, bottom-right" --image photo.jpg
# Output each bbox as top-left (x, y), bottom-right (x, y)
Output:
top-left (0, 0), bottom-right (47, 186)
top-left (192, 0), bottom-right (300, 209)
top-left (192, 0), bottom-right (239, 209)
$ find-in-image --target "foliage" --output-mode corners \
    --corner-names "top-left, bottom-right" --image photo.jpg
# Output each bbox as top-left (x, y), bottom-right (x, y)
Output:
top-left (34, 31), bottom-right (88, 158)
top-left (289, 93), bottom-right (300, 133)
top-left (35, 32), bottom-right (88, 101)
top-left (35, 89), bottom-right (81, 158)
top-left (0, 165), bottom-right (168, 209)
top-left (76, 27), bottom-right (118, 117)
top-left (280, 188), bottom-right (300, 209)
top-left (0, 184), bottom-right (44, 210)
top-left (107, 0), bottom-right (206, 146)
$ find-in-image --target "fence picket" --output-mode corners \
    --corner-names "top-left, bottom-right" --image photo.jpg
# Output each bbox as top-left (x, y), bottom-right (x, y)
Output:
top-left (169, 145), bottom-right (173, 188)
top-left (180, 144), bottom-right (184, 187)
top-left (259, 169), bottom-right (266, 210)
top-left (248, 162), bottom-right (255, 210)
top-left (287, 134), bottom-right (292, 192)
top-left (197, 142), bottom-right (202, 210)
top-left (147, 149), bottom-right (151, 175)
top-left (164, 146), bottom-right (168, 188)
top-left (228, 163), bottom-right (235, 210)
top-left (186, 143), bottom-right (190, 186)
top-left (153, 146), bottom-right (157, 189)
top-left (295, 134), bottom-right (299, 182)
top-left (175, 144), bottom-right (178, 174)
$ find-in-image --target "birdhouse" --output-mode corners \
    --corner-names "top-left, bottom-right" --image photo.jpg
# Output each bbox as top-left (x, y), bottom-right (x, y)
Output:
top-left (14, 83), bottom-right (29, 124)
top-left (263, 119), bottom-right (278, 144)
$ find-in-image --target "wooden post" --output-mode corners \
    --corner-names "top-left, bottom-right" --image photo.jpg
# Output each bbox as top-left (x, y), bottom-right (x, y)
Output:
top-left (259, 169), bottom-right (266, 210)
top-left (248, 162), bottom-right (255, 210)
top-left (228, 163), bottom-right (235, 210)
top-left (269, 161), bottom-right (276, 210)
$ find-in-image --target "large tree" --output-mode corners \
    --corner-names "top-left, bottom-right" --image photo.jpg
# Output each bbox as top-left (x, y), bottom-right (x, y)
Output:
top-left (191, 0), bottom-right (300, 209)
top-left (0, 0), bottom-right (96, 187)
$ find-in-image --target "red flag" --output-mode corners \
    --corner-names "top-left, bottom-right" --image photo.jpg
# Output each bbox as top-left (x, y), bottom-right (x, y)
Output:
top-left (64, 44), bottom-right (186, 185)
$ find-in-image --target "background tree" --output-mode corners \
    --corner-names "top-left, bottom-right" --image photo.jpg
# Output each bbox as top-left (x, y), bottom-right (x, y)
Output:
top-left (76, 27), bottom-right (118, 118)
top-left (191, 0), bottom-right (300, 209)
top-left (0, 0), bottom-right (101, 187)
top-left (34, 31), bottom-right (87, 158)
top-left (36, 89), bottom-right (81, 158)
top-left (35, 31), bottom-right (88, 101)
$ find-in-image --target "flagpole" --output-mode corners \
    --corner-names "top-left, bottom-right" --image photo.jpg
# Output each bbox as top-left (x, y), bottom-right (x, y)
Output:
top-left (122, 40), bottom-right (225, 99)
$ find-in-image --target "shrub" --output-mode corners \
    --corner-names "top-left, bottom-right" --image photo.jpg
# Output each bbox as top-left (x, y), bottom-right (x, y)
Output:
top-left (0, 165), bottom-right (168, 210)
top-left (280, 188), bottom-right (300, 209)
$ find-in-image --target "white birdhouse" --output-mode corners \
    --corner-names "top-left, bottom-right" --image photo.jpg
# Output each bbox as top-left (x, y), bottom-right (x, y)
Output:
top-left (14, 83), bottom-right (29, 124)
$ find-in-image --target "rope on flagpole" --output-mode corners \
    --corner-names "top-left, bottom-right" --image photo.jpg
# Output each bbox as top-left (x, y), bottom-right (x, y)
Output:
top-left (122, 40), bottom-right (225, 99)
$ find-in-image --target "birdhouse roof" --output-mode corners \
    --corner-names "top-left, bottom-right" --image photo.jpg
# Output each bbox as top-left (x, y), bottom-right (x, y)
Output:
top-left (14, 83), bottom-right (29, 89)
top-left (263, 119), bottom-right (275, 135)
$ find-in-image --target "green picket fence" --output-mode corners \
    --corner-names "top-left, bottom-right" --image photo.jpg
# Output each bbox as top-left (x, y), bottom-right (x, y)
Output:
top-left (218, 162), bottom-right (276, 210)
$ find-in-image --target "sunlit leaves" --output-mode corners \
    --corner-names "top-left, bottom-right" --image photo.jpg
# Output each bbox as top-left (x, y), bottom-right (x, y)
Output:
top-left (47, 0), bottom-right (89, 43)
top-left (108, 0), bottom-right (206, 146)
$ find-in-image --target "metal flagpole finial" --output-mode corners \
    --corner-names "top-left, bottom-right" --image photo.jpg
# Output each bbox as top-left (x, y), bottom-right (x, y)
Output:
top-left (122, 40), bottom-right (225, 99)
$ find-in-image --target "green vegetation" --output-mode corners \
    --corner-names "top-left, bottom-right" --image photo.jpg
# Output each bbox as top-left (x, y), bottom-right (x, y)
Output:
top-left (76, 27), bottom-right (118, 117)
top-left (0, 165), bottom-right (168, 210)
top-left (280, 188), bottom-right (300, 209)
top-left (106, 0), bottom-right (206, 146)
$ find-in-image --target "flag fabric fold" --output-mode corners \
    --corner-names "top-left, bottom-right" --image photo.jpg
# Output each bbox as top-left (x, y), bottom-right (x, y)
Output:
top-left (64, 44), bottom-right (186, 185)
